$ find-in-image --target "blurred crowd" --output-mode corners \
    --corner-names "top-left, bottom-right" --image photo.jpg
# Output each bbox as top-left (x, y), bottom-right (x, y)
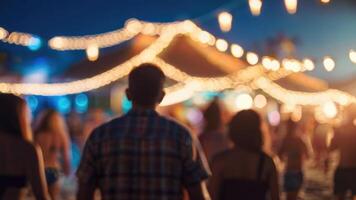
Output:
top-left (1, 64), bottom-right (356, 200)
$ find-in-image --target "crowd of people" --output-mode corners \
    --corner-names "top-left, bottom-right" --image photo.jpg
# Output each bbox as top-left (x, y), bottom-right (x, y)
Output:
top-left (1, 63), bottom-right (356, 200)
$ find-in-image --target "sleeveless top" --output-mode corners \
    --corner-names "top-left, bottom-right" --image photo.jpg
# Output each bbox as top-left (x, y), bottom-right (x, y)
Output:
top-left (0, 175), bottom-right (27, 198)
top-left (219, 153), bottom-right (268, 200)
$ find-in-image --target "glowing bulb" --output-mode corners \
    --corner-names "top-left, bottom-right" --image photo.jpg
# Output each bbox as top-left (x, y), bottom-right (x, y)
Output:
top-left (283, 59), bottom-right (301, 72)
top-left (231, 44), bottom-right (244, 58)
top-left (246, 52), bottom-right (259, 65)
top-left (248, 0), bottom-right (263, 16)
top-left (323, 56), bottom-right (335, 71)
top-left (0, 27), bottom-right (8, 40)
top-left (262, 57), bottom-right (273, 70)
top-left (199, 31), bottom-right (211, 44)
top-left (284, 0), bottom-right (298, 14)
top-left (86, 44), bottom-right (99, 61)
top-left (349, 50), bottom-right (356, 64)
top-left (254, 94), bottom-right (267, 108)
top-left (322, 101), bottom-right (338, 118)
top-left (235, 93), bottom-right (253, 110)
top-left (303, 58), bottom-right (315, 71)
top-left (218, 12), bottom-right (233, 32)
top-left (125, 18), bottom-right (142, 33)
top-left (49, 37), bottom-right (64, 49)
top-left (216, 39), bottom-right (228, 52)
top-left (321, 0), bottom-right (330, 3)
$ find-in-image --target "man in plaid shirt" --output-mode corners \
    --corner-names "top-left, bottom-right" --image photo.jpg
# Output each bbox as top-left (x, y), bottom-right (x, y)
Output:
top-left (77, 64), bottom-right (211, 200)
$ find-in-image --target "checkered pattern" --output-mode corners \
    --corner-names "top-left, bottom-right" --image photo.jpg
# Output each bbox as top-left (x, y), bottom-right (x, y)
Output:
top-left (77, 109), bottom-right (209, 200)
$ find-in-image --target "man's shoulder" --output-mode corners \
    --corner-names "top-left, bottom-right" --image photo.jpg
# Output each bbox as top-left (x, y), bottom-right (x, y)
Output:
top-left (88, 115), bottom-right (128, 141)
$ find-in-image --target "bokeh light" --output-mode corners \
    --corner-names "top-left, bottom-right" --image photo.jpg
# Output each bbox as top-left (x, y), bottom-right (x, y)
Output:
top-left (216, 39), bottom-right (228, 52)
top-left (235, 93), bottom-right (253, 110)
top-left (246, 52), bottom-right (259, 65)
top-left (248, 0), bottom-right (263, 16)
top-left (218, 11), bottom-right (232, 32)
top-left (323, 56), bottom-right (335, 71)
top-left (230, 44), bottom-right (244, 58)
top-left (322, 101), bottom-right (338, 118)
top-left (254, 94), bottom-right (267, 108)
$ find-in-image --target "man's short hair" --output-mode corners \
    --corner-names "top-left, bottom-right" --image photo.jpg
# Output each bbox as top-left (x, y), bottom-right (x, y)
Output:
top-left (128, 63), bottom-right (165, 106)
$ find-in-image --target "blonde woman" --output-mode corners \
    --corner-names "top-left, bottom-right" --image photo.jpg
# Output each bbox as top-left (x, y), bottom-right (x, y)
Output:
top-left (34, 109), bottom-right (71, 200)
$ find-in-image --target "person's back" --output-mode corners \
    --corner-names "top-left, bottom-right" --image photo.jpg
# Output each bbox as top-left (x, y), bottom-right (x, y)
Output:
top-left (199, 99), bottom-right (230, 163)
top-left (209, 110), bottom-right (279, 200)
top-left (0, 93), bottom-right (49, 200)
top-left (78, 110), bottom-right (208, 199)
top-left (330, 121), bottom-right (356, 200)
top-left (34, 110), bottom-right (71, 199)
top-left (280, 136), bottom-right (307, 171)
top-left (77, 64), bottom-right (210, 200)
top-left (278, 120), bottom-right (308, 200)
top-left (211, 148), bottom-right (277, 200)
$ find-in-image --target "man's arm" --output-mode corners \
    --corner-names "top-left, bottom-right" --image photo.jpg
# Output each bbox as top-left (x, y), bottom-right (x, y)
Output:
top-left (76, 134), bottom-right (98, 200)
top-left (181, 129), bottom-right (211, 200)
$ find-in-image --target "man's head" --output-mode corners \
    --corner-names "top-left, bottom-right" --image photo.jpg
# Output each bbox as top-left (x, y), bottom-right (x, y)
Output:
top-left (126, 64), bottom-right (165, 108)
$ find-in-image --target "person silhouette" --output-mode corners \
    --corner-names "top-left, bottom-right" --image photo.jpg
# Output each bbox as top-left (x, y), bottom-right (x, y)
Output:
top-left (77, 64), bottom-right (211, 200)
top-left (0, 93), bottom-right (50, 200)
top-left (210, 109), bottom-right (280, 200)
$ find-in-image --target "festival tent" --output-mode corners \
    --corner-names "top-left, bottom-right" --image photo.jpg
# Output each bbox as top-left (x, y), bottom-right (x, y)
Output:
top-left (64, 34), bottom-right (328, 94)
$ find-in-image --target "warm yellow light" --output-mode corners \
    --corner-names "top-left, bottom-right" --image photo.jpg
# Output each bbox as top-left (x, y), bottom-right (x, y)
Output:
top-left (218, 12), bottom-right (233, 32)
top-left (248, 0), bottom-right (263, 16)
top-left (291, 106), bottom-right (302, 122)
top-left (86, 44), bottom-right (99, 61)
top-left (262, 57), bottom-right (273, 70)
top-left (125, 18), bottom-right (143, 33)
top-left (216, 39), bottom-right (228, 52)
top-left (141, 23), bottom-right (156, 35)
top-left (303, 58), bottom-right (315, 71)
top-left (349, 49), bottom-right (356, 64)
top-left (323, 56), bottom-right (335, 71)
top-left (284, 0), bottom-right (298, 14)
top-left (283, 58), bottom-right (302, 72)
top-left (321, 0), bottom-right (330, 4)
top-left (198, 31), bottom-right (211, 44)
top-left (230, 44), bottom-right (244, 58)
top-left (322, 101), bottom-right (338, 118)
top-left (254, 94), bottom-right (267, 108)
top-left (235, 93), bottom-right (253, 110)
top-left (246, 52), bottom-right (259, 65)
top-left (49, 37), bottom-right (65, 49)
top-left (0, 27), bottom-right (8, 40)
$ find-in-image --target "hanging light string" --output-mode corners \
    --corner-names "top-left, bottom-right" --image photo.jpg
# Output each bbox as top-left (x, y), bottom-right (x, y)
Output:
top-left (1, 19), bottom-right (354, 108)
top-left (253, 76), bottom-right (356, 106)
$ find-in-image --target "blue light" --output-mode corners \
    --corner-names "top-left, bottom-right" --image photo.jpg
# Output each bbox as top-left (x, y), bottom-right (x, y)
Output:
top-left (75, 94), bottom-right (88, 113)
top-left (26, 96), bottom-right (38, 111)
top-left (57, 96), bottom-right (71, 114)
top-left (28, 36), bottom-right (42, 51)
top-left (122, 95), bottom-right (132, 113)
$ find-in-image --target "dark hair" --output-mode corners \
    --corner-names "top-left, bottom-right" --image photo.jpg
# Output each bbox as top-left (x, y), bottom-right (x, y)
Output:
top-left (228, 109), bottom-right (263, 152)
top-left (203, 98), bottom-right (222, 132)
top-left (34, 109), bottom-right (58, 135)
top-left (0, 93), bottom-right (26, 137)
top-left (128, 63), bottom-right (165, 106)
top-left (286, 118), bottom-right (297, 136)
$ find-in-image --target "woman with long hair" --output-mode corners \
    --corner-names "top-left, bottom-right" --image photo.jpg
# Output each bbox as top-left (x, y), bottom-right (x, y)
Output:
top-left (0, 93), bottom-right (50, 200)
top-left (209, 109), bottom-right (280, 200)
top-left (34, 109), bottom-right (71, 200)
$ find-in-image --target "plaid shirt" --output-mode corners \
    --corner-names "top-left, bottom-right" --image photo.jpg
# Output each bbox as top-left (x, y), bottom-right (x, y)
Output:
top-left (77, 109), bottom-right (209, 200)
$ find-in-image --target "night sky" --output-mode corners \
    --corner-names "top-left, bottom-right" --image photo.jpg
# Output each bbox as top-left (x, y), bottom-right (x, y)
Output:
top-left (0, 0), bottom-right (356, 82)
